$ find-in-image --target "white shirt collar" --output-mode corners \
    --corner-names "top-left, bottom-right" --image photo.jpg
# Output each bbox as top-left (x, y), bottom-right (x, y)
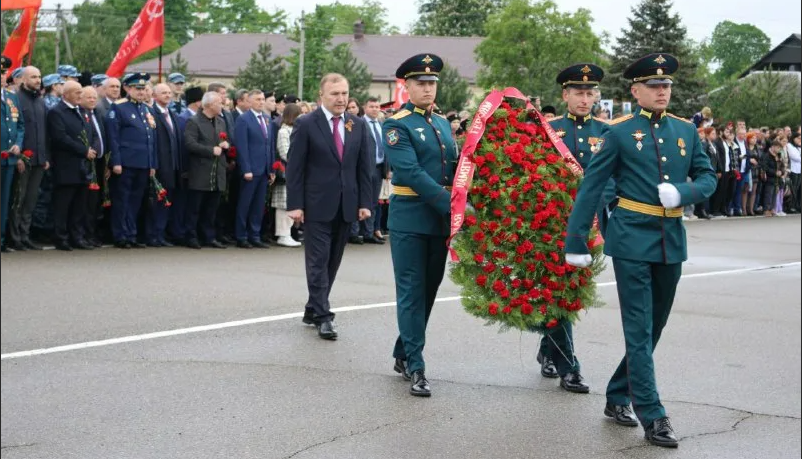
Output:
top-left (321, 105), bottom-right (341, 121)
top-left (63, 100), bottom-right (77, 110)
top-left (251, 109), bottom-right (265, 118)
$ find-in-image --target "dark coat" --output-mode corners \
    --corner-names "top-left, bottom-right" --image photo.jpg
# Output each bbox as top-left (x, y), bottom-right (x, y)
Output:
top-left (154, 105), bottom-right (182, 189)
top-left (47, 101), bottom-right (93, 186)
top-left (184, 111), bottom-right (227, 192)
top-left (285, 108), bottom-right (373, 222)
top-left (17, 86), bottom-right (48, 166)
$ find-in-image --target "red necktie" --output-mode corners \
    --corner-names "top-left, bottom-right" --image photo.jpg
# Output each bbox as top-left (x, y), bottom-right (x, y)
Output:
top-left (332, 116), bottom-right (344, 159)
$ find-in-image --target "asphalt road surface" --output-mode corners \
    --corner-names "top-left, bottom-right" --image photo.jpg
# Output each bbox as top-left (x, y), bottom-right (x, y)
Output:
top-left (2, 216), bottom-right (800, 459)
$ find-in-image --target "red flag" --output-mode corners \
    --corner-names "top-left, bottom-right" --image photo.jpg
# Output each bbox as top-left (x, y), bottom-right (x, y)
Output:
top-left (105, 0), bottom-right (165, 78)
top-left (392, 79), bottom-right (409, 109)
top-left (2, 8), bottom-right (38, 73)
top-left (1, 0), bottom-right (42, 10)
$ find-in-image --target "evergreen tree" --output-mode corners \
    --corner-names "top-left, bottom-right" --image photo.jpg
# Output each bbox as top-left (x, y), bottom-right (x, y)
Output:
top-left (233, 42), bottom-right (286, 92)
top-left (323, 43), bottom-right (373, 104)
top-left (280, 6), bottom-right (336, 101)
top-left (435, 63), bottom-right (472, 113)
top-left (606, 0), bottom-right (706, 116)
top-left (168, 51), bottom-right (197, 84)
top-left (412, 0), bottom-right (502, 37)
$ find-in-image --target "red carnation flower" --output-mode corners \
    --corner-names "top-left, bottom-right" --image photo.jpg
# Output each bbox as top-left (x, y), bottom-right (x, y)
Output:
top-left (492, 280), bottom-right (505, 292)
top-left (473, 156), bottom-right (486, 166)
top-left (521, 304), bottom-right (534, 315)
top-left (502, 306), bottom-right (512, 314)
top-left (465, 215), bottom-right (477, 227)
top-left (272, 161), bottom-right (285, 172)
top-left (488, 303), bottom-right (499, 315)
top-left (488, 175), bottom-right (500, 185)
top-left (511, 279), bottom-right (522, 289)
top-left (500, 289), bottom-right (510, 299)
top-left (1, 151), bottom-right (8, 159)
top-left (227, 146), bottom-right (238, 159)
top-left (23, 149), bottom-right (33, 158)
top-left (476, 275), bottom-right (488, 287)
top-left (539, 305), bottom-right (547, 315)
top-left (219, 132), bottom-right (228, 141)
top-left (546, 319), bottom-right (559, 329)
top-left (472, 231), bottom-right (486, 242)
top-left (474, 253), bottom-right (485, 264)
top-left (482, 263), bottom-right (496, 274)
top-left (501, 266), bottom-right (513, 276)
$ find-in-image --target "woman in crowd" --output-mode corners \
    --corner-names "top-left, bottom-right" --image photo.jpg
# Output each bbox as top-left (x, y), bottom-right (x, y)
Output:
top-left (695, 127), bottom-right (718, 219)
top-left (346, 98), bottom-right (362, 117)
top-left (743, 132), bottom-right (761, 216)
top-left (761, 140), bottom-right (783, 217)
top-left (298, 102), bottom-right (312, 115)
top-left (788, 133), bottom-right (802, 213)
top-left (776, 136), bottom-right (790, 216)
top-left (272, 103), bottom-right (303, 247)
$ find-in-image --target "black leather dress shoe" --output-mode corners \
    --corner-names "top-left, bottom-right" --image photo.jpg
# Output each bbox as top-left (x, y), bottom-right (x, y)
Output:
top-left (363, 235), bottom-right (385, 245)
top-left (604, 403), bottom-right (639, 427)
top-left (249, 240), bottom-right (270, 249)
top-left (11, 242), bottom-right (28, 251)
top-left (536, 350), bottom-right (558, 379)
top-left (72, 240), bottom-right (94, 250)
top-left (130, 241), bottom-right (147, 248)
top-left (206, 240), bottom-right (227, 249)
top-left (115, 240), bottom-right (131, 249)
top-left (185, 239), bottom-right (202, 249)
top-left (22, 240), bottom-right (42, 250)
top-left (160, 240), bottom-right (174, 248)
top-left (302, 311), bottom-right (315, 325)
top-left (410, 370), bottom-right (431, 397)
top-left (559, 372), bottom-right (590, 393)
top-left (317, 321), bottom-right (338, 340)
top-left (1, 245), bottom-right (15, 253)
top-left (645, 417), bottom-right (678, 448)
top-left (348, 235), bottom-right (364, 245)
top-left (90, 238), bottom-right (103, 247)
top-left (219, 235), bottom-right (235, 245)
top-left (55, 242), bottom-right (73, 251)
top-left (394, 359), bottom-right (411, 381)
top-left (236, 240), bottom-right (253, 249)
top-left (147, 241), bottom-right (162, 248)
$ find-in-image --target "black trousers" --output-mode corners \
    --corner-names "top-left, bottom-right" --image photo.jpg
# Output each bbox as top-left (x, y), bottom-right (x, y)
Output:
top-left (53, 184), bottom-right (87, 244)
top-left (303, 206), bottom-right (350, 323)
top-left (186, 190), bottom-right (221, 243)
top-left (710, 171), bottom-right (736, 215)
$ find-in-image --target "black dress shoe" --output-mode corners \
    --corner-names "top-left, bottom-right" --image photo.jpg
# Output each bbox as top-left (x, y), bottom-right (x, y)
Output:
top-left (317, 321), bottom-right (338, 340)
top-left (131, 242), bottom-right (147, 249)
top-left (363, 235), bottom-right (385, 245)
top-left (604, 403), bottom-right (639, 427)
top-left (237, 240), bottom-right (253, 249)
top-left (1, 245), bottom-right (14, 253)
top-left (147, 241), bottom-right (162, 248)
top-left (219, 235), bottom-right (235, 245)
top-left (90, 238), bottom-right (103, 248)
top-left (348, 235), bottom-right (364, 245)
top-left (560, 372), bottom-right (590, 393)
top-left (11, 242), bottom-right (28, 251)
top-left (302, 311), bottom-right (315, 325)
top-left (160, 240), bottom-right (174, 247)
top-left (394, 359), bottom-right (411, 381)
top-left (206, 240), bottom-right (227, 249)
top-left (55, 242), bottom-right (73, 251)
top-left (536, 350), bottom-right (558, 379)
top-left (185, 239), bottom-right (202, 249)
top-left (115, 240), bottom-right (131, 249)
top-left (645, 417), bottom-right (678, 448)
top-left (410, 370), bottom-right (431, 397)
top-left (22, 240), bottom-right (42, 250)
top-left (249, 240), bottom-right (270, 249)
top-left (72, 240), bottom-right (94, 250)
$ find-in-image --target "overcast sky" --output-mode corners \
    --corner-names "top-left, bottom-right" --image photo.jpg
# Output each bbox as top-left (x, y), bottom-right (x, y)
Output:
top-left (41, 0), bottom-right (801, 47)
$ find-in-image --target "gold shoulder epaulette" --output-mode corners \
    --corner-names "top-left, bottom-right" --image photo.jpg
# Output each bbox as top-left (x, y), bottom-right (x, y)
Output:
top-left (391, 109), bottom-right (411, 120)
top-left (608, 114), bottom-right (634, 126)
top-left (550, 115), bottom-right (564, 121)
top-left (115, 98), bottom-right (128, 104)
top-left (593, 116), bottom-right (609, 124)
top-left (667, 113), bottom-right (692, 124)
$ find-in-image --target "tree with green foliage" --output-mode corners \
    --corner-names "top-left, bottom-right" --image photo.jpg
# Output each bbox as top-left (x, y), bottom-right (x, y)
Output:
top-left (169, 51), bottom-right (200, 85)
top-left (280, 6), bottom-right (335, 101)
top-left (318, 0), bottom-right (398, 35)
top-left (476, 0), bottom-right (603, 103)
top-left (435, 63), bottom-right (471, 112)
top-left (707, 71), bottom-right (801, 128)
top-left (233, 42), bottom-right (286, 92)
top-left (322, 43), bottom-right (372, 103)
top-left (703, 21), bottom-right (771, 86)
top-left (412, 0), bottom-right (502, 37)
top-left (606, 0), bottom-right (706, 116)
top-left (192, 0), bottom-right (286, 34)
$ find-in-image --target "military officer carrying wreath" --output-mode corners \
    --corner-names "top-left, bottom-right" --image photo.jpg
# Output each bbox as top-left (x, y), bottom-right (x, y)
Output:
top-left (384, 54), bottom-right (458, 397)
top-left (565, 53), bottom-right (717, 448)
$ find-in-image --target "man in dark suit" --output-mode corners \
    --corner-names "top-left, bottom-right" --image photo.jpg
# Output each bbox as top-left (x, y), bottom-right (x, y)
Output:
top-left (208, 82), bottom-right (238, 244)
top-left (47, 81), bottom-right (95, 251)
top-left (147, 83), bottom-right (182, 247)
top-left (286, 73), bottom-right (374, 340)
top-left (234, 89), bottom-right (273, 248)
top-left (79, 85), bottom-right (108, 246)
top-left (174, 87), bottom-right (204, 244)
top-left (96, 77), bottom-right (120, 121)
top-left (183, 91), bottom-right (228, 249)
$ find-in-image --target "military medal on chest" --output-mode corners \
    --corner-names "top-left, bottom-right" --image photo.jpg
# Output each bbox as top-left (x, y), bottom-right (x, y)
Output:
top-left (589, 137), bottom-right (600, 153)
top-left (555, 129), bottom-right (566, 138)
top-left (678, 138), bottom-right (686, 156)
top-left (414, 127), bottom-right (426, 141)
top-left (632, 130), bottom-right (645, 151)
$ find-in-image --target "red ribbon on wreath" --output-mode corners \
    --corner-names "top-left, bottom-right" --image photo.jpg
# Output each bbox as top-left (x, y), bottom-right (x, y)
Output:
top-left (448, 87), bottom-right (603, 262)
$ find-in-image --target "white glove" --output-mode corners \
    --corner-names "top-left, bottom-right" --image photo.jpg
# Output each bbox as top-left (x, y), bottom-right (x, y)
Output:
top-left (657, 183), bottom-right (681, 208)
top-left (566, 253), bottom-right (592, 268)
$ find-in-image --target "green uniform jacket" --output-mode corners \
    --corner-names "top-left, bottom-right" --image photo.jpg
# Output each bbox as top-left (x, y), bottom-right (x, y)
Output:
top-left (1, 90), bottom-right (25, 167)
top-left (383, 102), bottom-right (458, 236)
top-left (565, 106), bottom-right (717, 264)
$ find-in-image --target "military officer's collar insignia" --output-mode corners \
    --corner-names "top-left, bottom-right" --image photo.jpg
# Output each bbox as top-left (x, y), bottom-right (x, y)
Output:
top-left (421, 55), bottom-right (434, 64)
top-left (555, 129), bottom-right (566, 138)
top-left (566, 113), bottom-right (592, 123)
top-left (386, 128), bottom-right (399, 146)
top-left (580, 65), bottom-right (592, 74)
top-left (632, 130), bottom-right (645, 141)
top-left (654, 55), bottom-right (667, 64)
top-left (415, 127), bottom-right (426, 141)
top-left (413, 106), bottom-right (428, 116)
top-left (639, 108), bottom-right (667, 121)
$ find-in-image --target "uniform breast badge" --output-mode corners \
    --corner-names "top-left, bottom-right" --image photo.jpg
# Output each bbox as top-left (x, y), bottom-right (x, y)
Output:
top-left (632, 130), bottom-right (645, 151)
top-left (556, 129), bottom-right (566, 138)
top-left (589, 137), bottom-right (600, 153)
top-left (415, 128), bottom-right (426, 141)
top-left (344, 119), bottom-right (354, 132)
top-left (678, 138), bottom-right (686, 156)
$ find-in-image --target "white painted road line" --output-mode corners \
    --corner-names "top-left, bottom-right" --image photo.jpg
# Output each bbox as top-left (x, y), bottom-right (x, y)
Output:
top-left (2, 262), bottom-right (799, 360)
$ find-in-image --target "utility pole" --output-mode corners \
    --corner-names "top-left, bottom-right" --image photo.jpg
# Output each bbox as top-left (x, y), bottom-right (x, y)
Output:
top-left (55, 4), bottom-right (61, 71)
top-left (298, 10), bottom-right (305, 100)
top-left (58, 5), bottom-right (73, 64)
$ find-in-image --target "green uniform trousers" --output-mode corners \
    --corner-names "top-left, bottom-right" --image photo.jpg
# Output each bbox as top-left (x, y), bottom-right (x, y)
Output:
top-left (391, 230), bottom-right (448, 374)
top-left (539, 322), bottom-right (581, 376)
top-left (606, 258), bottom-right (682, 428)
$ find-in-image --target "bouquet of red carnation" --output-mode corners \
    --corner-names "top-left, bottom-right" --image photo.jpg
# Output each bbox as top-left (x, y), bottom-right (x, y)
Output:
top-left (150, 176), bottom-right (172, 207)
top-left (0, 151), bottom-right (8, 160)
top-left (272, 161), bottom-right (285, 173)
top-left (227, 146), bottom-right (237, 160)
top-left (448, 88), bottom-right (605, 333)
top-left (20, 149), bottom-right (33, 164)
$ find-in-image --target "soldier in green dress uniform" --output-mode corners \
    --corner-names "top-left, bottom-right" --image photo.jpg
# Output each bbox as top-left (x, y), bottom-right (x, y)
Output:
top-left (1, 55), bottom-right (25, 253)
top-left (537, 63), bottom-right (614, 392)
top-left (383, 53), bottom-right (458, 397)
top-left (565, 53), bottom-right (717, 448)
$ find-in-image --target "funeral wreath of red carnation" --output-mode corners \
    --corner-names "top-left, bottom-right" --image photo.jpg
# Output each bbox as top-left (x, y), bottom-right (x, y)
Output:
top-left (449, 98), bottom-right (605, 333)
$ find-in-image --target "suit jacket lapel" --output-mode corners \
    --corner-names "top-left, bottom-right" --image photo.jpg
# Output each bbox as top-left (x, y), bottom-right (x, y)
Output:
top-left (343, 114), bottom-right (352, 159)
top-left (314, 109), bottom-right (341, 163)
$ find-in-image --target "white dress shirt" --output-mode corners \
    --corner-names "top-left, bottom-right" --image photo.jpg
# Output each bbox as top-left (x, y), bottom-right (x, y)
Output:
top-left (320, 105), bottom-right (345, 142)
